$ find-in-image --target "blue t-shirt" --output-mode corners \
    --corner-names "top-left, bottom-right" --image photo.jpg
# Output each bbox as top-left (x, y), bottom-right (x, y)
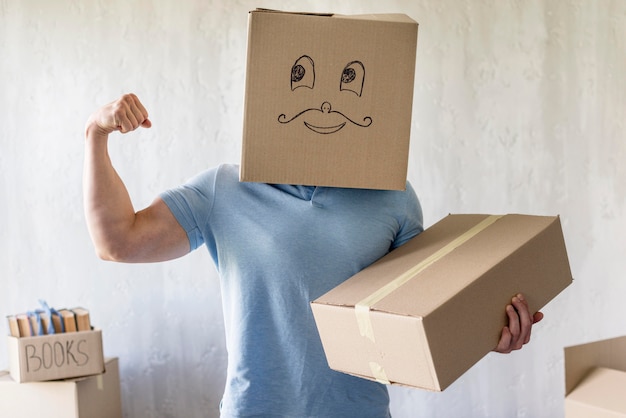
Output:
top-left (160, 164), bottom-right (423, 418)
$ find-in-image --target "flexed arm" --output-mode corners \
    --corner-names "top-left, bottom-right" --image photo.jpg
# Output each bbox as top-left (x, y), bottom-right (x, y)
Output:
top-left (83, 94), bottom-right (189, 263)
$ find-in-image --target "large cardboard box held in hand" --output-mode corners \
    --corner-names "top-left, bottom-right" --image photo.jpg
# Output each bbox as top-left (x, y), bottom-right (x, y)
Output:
top-left (311, 214), bottom-right (573, 391)
top-left (564, 336), bottom-right (626, 417)
top-left (7, 329), bottom-right (104, 383)
top-left (240, 9), bottom-right (418, 190)
top-left (0, 357), bottom-right (122, 418)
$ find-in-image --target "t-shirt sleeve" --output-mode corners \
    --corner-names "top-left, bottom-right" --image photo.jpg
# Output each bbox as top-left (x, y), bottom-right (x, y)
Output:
top-left (159, 167), bottom-right (219, 251)
top-left (391, 181), bottom-right (424, 249)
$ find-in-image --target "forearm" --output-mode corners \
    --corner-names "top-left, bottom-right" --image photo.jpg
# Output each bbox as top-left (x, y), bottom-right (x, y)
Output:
top-left (83, 123), bottom-right (137, 260)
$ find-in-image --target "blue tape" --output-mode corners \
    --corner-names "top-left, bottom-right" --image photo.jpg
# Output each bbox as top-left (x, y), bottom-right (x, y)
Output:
top-left (38, 300), bottom-right (62, 334)
top-left (26, 311), bottom-right (43, 336)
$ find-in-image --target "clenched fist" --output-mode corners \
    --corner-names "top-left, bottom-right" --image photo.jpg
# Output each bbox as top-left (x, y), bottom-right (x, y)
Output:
top-left (86, 93), bottom-right (152, 137)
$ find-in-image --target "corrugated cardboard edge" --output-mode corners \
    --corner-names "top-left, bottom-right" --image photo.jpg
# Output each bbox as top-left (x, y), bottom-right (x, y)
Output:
top-left (250, 9), bottom-right (418, 24)
top-left (7, 335), bottom-right (19, 382)
top-left (564, 335), bottom-right (626, 395)
top-left (251, 8), bottom-right (333, 17)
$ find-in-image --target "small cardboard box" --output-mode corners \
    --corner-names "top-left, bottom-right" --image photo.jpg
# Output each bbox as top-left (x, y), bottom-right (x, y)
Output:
top-left (7, 329), bottom-right (105, 383)
top-left (311, 214), bottom-right (573, 391)
top-left (565, 368), bottom-right (626, 417)
top-left (564, 336), bottom-right (626, 417)
top-left (0, 357), bottom-right (122, 418)
top-left (240, 9), bottom-right (418, 190)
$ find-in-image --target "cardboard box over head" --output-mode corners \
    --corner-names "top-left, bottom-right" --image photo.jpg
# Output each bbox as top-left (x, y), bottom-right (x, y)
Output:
top-left (0, 357), bottom-right (122, 418)
top-left (311, 214), bottom-right (573, 391)
top-left (7, 329), bottom-right (105, 383)
top-left (564, 336), bottom-right (626, 417)
top-left (240, 9), bottom-right (418, 190)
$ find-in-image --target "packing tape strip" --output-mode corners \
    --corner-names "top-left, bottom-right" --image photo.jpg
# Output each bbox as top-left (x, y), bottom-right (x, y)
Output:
top-left (369, 362), bottom-right (390, 385)
top-left (355, 215), bottom-right (503, 342)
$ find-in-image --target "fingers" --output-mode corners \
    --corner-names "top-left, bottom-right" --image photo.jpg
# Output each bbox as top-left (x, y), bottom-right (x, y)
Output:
top-left (503, 304), bottom-right (523, 351)
top-left (87, 93), bottom-right (151, 139)
top-left (494, 293), bottom-right (542, 354)
top-left (511, 294), bottom-right (532, 345)
top-left (495, 326), bottom-right (513, 354)
top-left (113, 93), bottom-right (151, 134)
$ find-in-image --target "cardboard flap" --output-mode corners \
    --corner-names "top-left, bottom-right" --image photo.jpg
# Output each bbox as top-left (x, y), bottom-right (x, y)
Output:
top-left (252, 8), bottom-right (333, 17)
top-left (251, 9), bottom-right (417, 24)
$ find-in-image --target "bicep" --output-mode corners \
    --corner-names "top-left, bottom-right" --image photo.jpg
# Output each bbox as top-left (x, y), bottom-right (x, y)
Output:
top-left (124, 197), bottom-right (191, 263)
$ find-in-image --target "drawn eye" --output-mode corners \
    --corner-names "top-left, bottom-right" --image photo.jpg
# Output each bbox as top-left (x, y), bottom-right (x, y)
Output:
top-left (291, 55), bottom-right (315, 91)
top-left (340, 61), bottom-right (365, 96)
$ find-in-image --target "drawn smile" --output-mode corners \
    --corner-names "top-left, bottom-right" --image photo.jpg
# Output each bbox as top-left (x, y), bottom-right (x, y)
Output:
top-left (303, 121), bottom-right (347, 134)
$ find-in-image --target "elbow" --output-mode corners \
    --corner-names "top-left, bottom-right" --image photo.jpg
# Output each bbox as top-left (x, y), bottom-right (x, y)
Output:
top-left (93, 246), bottom-right (122, 262)
top-left (94, 247), bottom-right (119, 262)
top-left (92, 240), bottom-right (135, 263)
top-left (86, 224), bottom-right (140, 262)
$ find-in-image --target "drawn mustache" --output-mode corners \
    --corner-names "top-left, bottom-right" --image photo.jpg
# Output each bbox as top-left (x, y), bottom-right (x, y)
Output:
top-left (278, 102), bottom-right (373, 129)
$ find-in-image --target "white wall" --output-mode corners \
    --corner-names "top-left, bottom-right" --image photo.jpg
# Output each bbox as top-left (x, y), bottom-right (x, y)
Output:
top-left (1, 1), bottom-right (624, 417)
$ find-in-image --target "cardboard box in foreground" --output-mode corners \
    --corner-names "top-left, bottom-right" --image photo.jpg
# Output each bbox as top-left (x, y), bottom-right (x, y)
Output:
top-left (240, 9), bottom-right (418, 190)
top-left (8, 329), bottom-right (104, 383)
top-left (0, 357), bottom-right (122, 418)
top-left (564, 336), bottom-right (626, 417)
top-left (311, 214), bottom-right (573, 391)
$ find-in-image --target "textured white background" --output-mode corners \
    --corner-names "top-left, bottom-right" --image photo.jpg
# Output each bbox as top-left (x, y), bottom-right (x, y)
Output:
top-left (1, 1), bottom-right (624, 417)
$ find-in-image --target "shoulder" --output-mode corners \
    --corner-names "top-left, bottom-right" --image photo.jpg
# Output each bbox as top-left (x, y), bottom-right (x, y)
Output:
top-left (215, 163), bottom-right (240, 181)
top-left (179, 163), bottom-right (239, 191)
top-left (200, 163), bottom-right (239, 183)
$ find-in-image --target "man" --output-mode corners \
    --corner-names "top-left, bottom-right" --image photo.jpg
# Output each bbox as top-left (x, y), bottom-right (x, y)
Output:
top-left (84, 93), bottom-right (542, 417)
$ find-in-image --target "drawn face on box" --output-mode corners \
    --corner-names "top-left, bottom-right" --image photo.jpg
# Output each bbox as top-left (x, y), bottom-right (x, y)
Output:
top-left (241, 11), bottom-right (417, 189)
top-left (277, 55), bottom-right (373, 135)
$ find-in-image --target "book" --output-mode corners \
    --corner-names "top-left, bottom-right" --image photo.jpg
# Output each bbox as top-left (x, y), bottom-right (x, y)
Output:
top-left (16, 314), bottom-right (32, 337)
top-left (58, 309), bottom-right (77, 333)
top-left (71, 307), bottom-right (91, 331)
top-left (7, 305), bottom-right (92, 337)
top-left (28, 313), bottom-right (42, 336)
top-left (39, 311), bottom-right (51, 335)
top-left (51, 310), bottom-right (64, 333)
top-left (7, 315), bottom-right (20, 337)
